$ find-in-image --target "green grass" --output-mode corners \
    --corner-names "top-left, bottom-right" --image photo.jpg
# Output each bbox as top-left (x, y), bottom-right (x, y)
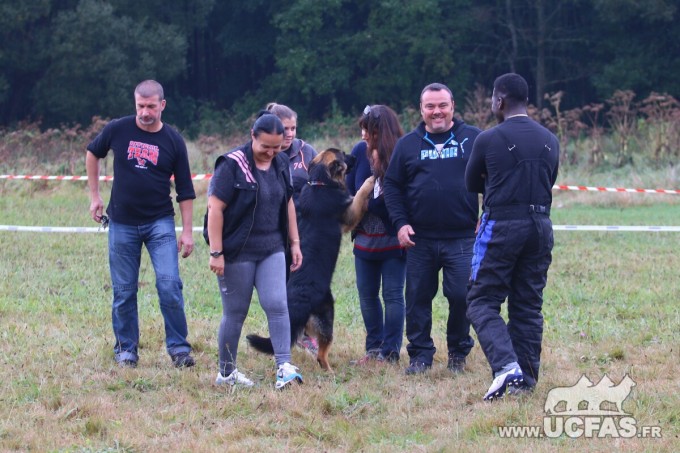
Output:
top-left (0, 177), bottom-right (679, 452)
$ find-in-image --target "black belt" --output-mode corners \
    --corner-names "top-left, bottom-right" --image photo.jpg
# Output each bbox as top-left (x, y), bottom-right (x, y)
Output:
top-left (484, 204), bottom-right (550, 220)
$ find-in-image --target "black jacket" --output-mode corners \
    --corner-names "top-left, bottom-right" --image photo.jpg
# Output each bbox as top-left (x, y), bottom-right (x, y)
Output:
top-left (383, 120), bottom-right (480, 239)
top-left (203, 143), bottom-right (293, 261)
top-left (465, 116), bottom-right (559, 214)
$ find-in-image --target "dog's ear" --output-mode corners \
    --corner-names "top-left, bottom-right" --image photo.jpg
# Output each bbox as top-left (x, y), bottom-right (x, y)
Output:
top-left (327, 159), bottom-right (346, 180)
top-left (343, 153), bottom-right (357, 174)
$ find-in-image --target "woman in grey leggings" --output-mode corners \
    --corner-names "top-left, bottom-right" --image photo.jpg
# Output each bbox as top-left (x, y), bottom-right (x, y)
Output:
top-left (206, 111), bottom-right (304, 389)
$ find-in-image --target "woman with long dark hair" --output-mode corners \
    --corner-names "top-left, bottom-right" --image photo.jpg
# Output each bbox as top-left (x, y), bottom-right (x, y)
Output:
top-left (346, 105), bottom-right (406, 365)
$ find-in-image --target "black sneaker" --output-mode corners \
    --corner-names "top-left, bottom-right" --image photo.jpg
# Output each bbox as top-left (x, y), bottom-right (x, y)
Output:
top-left (447, 355), bottom-right (466, 373)
top-left (405, 361), bottom-right (431, 375)
top-left (118, 359), bottom-right (137, 369)
top-left (171, 352), bottom-right (196, 368)
top-left (378, 351), bottom-right (400, 364)
top-left (507, 382), bottom-right (535, 397)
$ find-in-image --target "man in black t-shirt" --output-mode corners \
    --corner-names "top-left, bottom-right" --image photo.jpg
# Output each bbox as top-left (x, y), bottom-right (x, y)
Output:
top-left (86, 80), bottom-right (196, 369)
top-left (465, 73), bottom-right (560, 400)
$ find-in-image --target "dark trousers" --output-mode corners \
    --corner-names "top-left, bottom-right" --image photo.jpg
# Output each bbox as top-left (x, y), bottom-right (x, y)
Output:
top-left (466, 214), bottom-right (553, 387)
top-left (405, 237), bottom-right (475, 365)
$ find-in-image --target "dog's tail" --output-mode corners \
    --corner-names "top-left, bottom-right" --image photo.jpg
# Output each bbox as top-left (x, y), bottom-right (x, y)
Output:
top-left (245, 334), bottom-right (275, 355)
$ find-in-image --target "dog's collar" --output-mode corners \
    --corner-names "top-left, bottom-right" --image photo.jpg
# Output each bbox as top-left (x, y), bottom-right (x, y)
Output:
top-left (308, 180), bottom-right (327, 186)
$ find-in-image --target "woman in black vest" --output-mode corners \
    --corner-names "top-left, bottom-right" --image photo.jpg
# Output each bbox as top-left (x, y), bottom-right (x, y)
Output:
top-left (206, 112), bottom-right (304, 389)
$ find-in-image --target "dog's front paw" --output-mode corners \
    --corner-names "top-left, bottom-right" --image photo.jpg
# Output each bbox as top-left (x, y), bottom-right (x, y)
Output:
top-left (357, 176), bottom-right (375, 198)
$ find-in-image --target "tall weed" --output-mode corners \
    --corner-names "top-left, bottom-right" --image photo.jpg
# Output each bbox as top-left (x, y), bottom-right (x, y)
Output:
top-left (2, 88), bottom-right (680, 182)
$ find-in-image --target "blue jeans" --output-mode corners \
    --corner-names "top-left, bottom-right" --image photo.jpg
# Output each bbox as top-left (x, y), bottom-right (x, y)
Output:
top-left (355, 256), bottom-right (406, 357)
top-left (405, 237), bottom-right (475, 365)
top-left (108, 217), bottom-right (191, 362)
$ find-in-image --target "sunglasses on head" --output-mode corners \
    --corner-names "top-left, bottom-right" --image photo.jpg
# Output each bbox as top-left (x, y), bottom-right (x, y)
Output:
top-left (363, 105), bottom-right (379, 118)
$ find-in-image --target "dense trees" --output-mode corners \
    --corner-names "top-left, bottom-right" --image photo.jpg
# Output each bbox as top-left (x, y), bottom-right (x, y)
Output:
top-left (0, 0), bottom-right (678, 135)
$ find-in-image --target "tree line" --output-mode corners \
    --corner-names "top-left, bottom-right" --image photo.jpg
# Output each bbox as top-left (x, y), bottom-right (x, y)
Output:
top-left (1, 0), bottom-right (678, 137)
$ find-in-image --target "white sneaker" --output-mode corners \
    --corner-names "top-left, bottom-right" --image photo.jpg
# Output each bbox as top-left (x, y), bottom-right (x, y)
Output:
top-left (215, 368), bottom-right (254, 387)
top-left (483, 367), bottom-right (523, 401)
top-left (275, 362), bottom-right (303, 389)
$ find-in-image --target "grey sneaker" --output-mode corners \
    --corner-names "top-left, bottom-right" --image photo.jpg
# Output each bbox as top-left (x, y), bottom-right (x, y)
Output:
top-left (275, 362), bottom-right (303, 389)
top-left (215, 369), bottom-right (254, 387)
top-left (350, 350), bottom-right (381, 366)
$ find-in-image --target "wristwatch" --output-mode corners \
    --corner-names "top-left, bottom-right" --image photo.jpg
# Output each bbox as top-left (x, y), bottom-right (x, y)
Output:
top-left (210, 250), bottom-right (224, 258)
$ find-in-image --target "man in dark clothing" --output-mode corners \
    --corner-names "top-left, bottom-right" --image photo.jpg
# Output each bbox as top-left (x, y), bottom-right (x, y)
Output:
top-left (86, 80), bottom-right (196, 369)
top-left (384, 83), bottom-right (480, 375)
top-left (465, 73), bottom-right (560, 400)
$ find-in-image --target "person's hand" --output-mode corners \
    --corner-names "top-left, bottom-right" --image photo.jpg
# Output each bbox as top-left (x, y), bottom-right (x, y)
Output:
top-left (178, 230), bottom-right (194, 258)
top-left (289, 242), bottom-right (303, 272)
top-left (89, 196), bottom-right (105, 223)
top-left (397, 224), bottom-right (416, 248)
top-left (210, 256), bottom-right (225, 276)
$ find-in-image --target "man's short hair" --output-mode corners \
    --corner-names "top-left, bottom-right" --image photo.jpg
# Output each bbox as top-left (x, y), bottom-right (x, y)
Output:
top-left (135, 80), bottom-right (164, 101)
top-left (420, 83), bottom-right (453, 102)
top-left (493, 73), bottom-right (528, 104)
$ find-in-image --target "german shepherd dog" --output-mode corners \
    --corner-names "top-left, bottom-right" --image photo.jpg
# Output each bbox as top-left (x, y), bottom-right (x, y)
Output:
top-left (247, 148), bottom-right (374, 371)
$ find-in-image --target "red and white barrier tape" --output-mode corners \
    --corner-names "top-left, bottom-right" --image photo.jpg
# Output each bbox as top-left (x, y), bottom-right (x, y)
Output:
top-left (0, 174), bottom-right (213, 181)
top-left (553, 184), bottom-right (680, 195)
top-left (2, 175), bottom-right (679, 233)
top-left (2, 225), bottom-right (680, 233)
top-left (2, 174), bottom-right (679, 194)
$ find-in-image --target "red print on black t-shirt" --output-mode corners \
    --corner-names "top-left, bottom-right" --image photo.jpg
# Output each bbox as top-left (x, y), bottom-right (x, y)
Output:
top-left (127, 141), bottom-right (159, 168)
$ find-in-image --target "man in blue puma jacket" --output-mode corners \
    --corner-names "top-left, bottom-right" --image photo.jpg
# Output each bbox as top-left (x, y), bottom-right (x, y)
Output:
top-left (384, 83), bottom-right (480, 376)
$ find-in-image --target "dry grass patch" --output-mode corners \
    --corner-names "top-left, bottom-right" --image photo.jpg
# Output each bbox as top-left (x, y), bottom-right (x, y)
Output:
top-left (1, 184), bottom-right (678, 451)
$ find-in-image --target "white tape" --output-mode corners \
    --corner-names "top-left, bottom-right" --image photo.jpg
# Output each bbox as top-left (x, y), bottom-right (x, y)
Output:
top-left (553, 225), bottom-right (680, 232)
top-left (0, 225), bottom-right (204, 233)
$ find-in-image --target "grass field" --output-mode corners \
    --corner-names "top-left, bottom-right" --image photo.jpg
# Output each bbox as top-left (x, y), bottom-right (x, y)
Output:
top-left (0, 174), bottom-right (679, 452)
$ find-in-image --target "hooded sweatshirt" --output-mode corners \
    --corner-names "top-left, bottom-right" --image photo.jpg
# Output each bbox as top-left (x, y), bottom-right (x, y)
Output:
top-left (383, 119), bottom-right (480, 239)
